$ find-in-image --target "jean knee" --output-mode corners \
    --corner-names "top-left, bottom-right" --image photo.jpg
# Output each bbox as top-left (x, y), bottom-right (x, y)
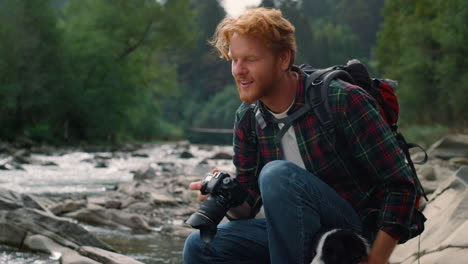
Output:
top-left (259, 160), bottom-right (294, 200)
top-left (183, 231), bottom-right (204, 263)
top-left (259, 160), bottom-right (295, 188)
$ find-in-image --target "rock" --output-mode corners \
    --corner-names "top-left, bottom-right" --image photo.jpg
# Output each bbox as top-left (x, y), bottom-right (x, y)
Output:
top-left (131, 152), bottom-right (149, 158)
top-left (24, 234), bottom-right (100, 264)
top-left (418, 165), bottom-right (437, 181)
top-left (104, 199), bottom-right (121, 209)
top-left (428, 134), bottom-right (468, 160)
top-left (133, 166), bottom-right (159, 181)
top-left (449, 157), bottom-right (468, 167)
top-left (65, 204), bottom-right (157, 233)
top-left (87, 196), bottom-right (107, 205)
top-left (0, 188), bottom-right (52, 211)
top-left (50, 199), bottom-right (86, 215)
top-left (210, 152), bottom-right (232, 160)
top-left (78, 245), bottom-right (145, 264)
top-left (41, 161), bottom-right (58, 166)
top-left (0, 207), bottom-right (114, 251)
top-left (95, 160), bottom-right (109, 168)
top-left (180, 151), bottom-right (195, 159)
top-left (390, 166), bottom-right (468, 264)
top-left (151, 193), bottom-right (178, 206)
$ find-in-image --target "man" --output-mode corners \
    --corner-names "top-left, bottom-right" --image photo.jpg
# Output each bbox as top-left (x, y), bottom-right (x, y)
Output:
top-left (183, 7), bottom-right (424, 264)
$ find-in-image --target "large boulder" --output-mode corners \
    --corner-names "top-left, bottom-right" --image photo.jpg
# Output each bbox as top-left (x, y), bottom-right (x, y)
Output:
top-left (64, 204), bottom-right (158, 234)
top-left (390, 166), bottom-right (468, 264)
top-left (0, 208), bottom-right (113, 251)
top-left (428, 134), bottom-right (468, 160)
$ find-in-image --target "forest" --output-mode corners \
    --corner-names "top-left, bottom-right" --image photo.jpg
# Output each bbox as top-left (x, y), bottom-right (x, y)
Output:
top-left (0, 0), bottom-right (466, 145)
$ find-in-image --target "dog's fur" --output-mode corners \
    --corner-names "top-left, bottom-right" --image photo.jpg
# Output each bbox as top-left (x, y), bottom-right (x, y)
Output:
top-left (311, 229), bottom-right (369, 264)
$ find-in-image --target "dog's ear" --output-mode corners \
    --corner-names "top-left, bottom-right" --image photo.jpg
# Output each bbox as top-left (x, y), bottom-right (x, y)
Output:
top-left (321, 230), bottom-right (368, 264)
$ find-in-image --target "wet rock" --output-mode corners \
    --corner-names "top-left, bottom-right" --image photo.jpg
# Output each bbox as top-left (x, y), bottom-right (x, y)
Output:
top-left (0, 208), bottom-right (114, 251)
top-left (210, 152), bottom-right (232, 160)
top-left (65, 204), bottom-right (157, 233)
top-left (24, 234), bottom-right (100, 264)
top-left (41, 161), bottom-right (58, 166)
top-left (180, 151), bottom-right (195, 159)
top-left (0, 160), bottom-right (24, 171)
top-left (133, 166), bottom-right (159, 181)
top-left (131, 152), bottom-right (149, 158)
top-left (50, 199), bottom-right (86, 215)
top-left (95, 160), bottom-right (109, 168)
top-left (78, 246), bottom-right (145, 264)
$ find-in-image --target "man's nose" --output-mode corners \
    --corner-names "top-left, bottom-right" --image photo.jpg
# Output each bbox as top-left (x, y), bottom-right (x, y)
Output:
top-left (232, 61), bottom-right (247, 77)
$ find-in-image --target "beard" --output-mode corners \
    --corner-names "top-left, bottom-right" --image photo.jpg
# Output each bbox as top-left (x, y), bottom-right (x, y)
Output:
top-left (236, 74), bottom-right (278, 104)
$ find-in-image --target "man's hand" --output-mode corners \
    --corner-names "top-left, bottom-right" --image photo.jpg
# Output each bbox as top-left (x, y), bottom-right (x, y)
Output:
top-left (188, 181), bottom-right (208, 202)
top-left (188, 169), bottom-right (219, 202)
top-left (365, 230), bottom-right (398, 264)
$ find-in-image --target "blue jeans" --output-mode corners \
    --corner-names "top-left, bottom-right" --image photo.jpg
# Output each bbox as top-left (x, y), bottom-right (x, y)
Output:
top-left (183, 160), bottom-right (362, 264)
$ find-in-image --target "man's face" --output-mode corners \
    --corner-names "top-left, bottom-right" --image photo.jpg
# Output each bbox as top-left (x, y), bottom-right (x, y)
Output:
top-left (228, 33), bottom-right (284, 103)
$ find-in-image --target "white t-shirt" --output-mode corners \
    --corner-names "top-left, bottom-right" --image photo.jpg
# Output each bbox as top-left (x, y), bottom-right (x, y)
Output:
top-left (268, 102), bottom-right (306, 169)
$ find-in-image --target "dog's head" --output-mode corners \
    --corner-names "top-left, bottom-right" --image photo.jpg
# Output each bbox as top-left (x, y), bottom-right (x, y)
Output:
top-left (311, 229), bottom-right (369, 264)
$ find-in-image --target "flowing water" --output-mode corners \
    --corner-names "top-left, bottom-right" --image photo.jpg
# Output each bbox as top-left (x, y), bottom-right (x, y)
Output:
top-left (0, 144), bottom-right (230, 264)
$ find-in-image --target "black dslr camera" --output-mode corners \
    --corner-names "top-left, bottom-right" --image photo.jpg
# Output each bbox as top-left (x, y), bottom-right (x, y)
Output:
top-left (185, 171), bottom-right (247, 243)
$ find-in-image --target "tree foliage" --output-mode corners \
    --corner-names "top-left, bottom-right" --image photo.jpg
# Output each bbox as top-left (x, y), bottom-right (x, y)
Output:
top-left (376, 0), bottom-right (468, 128)
top-left (0, 0), bottom-right (195, 143)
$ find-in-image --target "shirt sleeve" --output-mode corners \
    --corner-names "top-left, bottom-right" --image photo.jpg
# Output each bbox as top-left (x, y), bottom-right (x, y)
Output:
top-left (336, 82), bottom-right (418, 242)
top-left (232, 103), bottom-right (263, 217)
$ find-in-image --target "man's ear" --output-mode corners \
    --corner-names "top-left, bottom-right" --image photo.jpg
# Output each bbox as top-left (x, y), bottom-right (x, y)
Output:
top-left (278, 50), bottom-right (291, 71)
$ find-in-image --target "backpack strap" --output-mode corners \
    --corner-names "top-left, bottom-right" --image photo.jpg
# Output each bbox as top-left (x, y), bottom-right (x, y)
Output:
top-left (307, 69), bottom-right (355, 135)
top-left (394, 131), bottom-right (429, 201)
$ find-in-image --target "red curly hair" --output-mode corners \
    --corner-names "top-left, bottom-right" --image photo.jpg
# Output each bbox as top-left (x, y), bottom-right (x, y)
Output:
top-left (210, 8), bottom-right (296, 69)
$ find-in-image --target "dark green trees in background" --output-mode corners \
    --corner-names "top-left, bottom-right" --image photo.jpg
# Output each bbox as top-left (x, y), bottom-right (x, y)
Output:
top-left (376, 0), bottom-right (468, 129)
top-left (0, 0), bottom-right (195, 143)
top-left (0, 0), bottom-right (62, 141)
top-left (0, 0), bottom-right (466, 145)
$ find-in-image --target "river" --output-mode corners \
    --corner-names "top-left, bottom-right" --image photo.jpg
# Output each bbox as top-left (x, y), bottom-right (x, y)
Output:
top-left (0, 143), bottom-right (234, 263)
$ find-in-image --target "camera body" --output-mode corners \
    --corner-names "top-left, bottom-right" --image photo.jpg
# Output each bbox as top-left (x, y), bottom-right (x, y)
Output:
top-left (186, 171), bottom-right (247, 242)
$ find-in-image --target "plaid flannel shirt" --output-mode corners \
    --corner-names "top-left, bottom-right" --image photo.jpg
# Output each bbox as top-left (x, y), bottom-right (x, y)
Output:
top-left (232, 67), bottom-right (425, 243)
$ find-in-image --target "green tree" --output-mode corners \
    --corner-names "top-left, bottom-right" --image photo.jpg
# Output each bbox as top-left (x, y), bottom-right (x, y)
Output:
top-left (55, 0), bottom-right (195, 141)
top-left (0, 0), bottom-right (61, 141)
top-left (376, 0), bottom-right (468, 128)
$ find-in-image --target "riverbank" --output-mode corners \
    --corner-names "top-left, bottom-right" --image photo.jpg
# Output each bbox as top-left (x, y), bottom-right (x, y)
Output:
top-left (1, 135), bottom-right (468, 263)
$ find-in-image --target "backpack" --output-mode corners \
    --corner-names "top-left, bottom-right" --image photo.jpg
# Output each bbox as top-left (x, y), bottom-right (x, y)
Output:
top-left (251, 59), bottom-right (429, 202)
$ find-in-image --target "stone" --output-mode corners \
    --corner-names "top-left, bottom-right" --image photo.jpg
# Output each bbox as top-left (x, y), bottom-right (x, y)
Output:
top-left (151, 193), bottom-right (178, 206)
top-left (390, 166), bottom-right (468, 264)
top-left (104, 199), bottom-right (121, 209)
top-left (24, 234), bottom-right (100, 264)
top-left (417, 165), bottom-right (437, 181)
top-left (449, 157), bottom-right (468, 167)
top-left (210, 152), bottom-right (232, 160)
top-left (428, 134), bottom-right (468, 160)
top-left (41, 161), bottom-right (58, 166)
top-left (50, 199), bottom-right (86, 215)
top-left (133, 166), bottom-right (159, 181)
top-left (65, 204), bottom-right (156, 233)
top-left (180, 151), bottom-right (195, 159)
top-left (78, 246), bottom-right (145, 264)
top-left (0, 208), bottom-right (114, 251)
top-left (131, 152), bottom-right (149, 158)
top-left (95, 160), bottom-right (109, 168)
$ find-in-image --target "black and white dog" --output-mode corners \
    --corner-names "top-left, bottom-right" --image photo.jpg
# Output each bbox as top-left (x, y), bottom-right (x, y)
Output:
top-left (311, 229), bottom-right (370, 264)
